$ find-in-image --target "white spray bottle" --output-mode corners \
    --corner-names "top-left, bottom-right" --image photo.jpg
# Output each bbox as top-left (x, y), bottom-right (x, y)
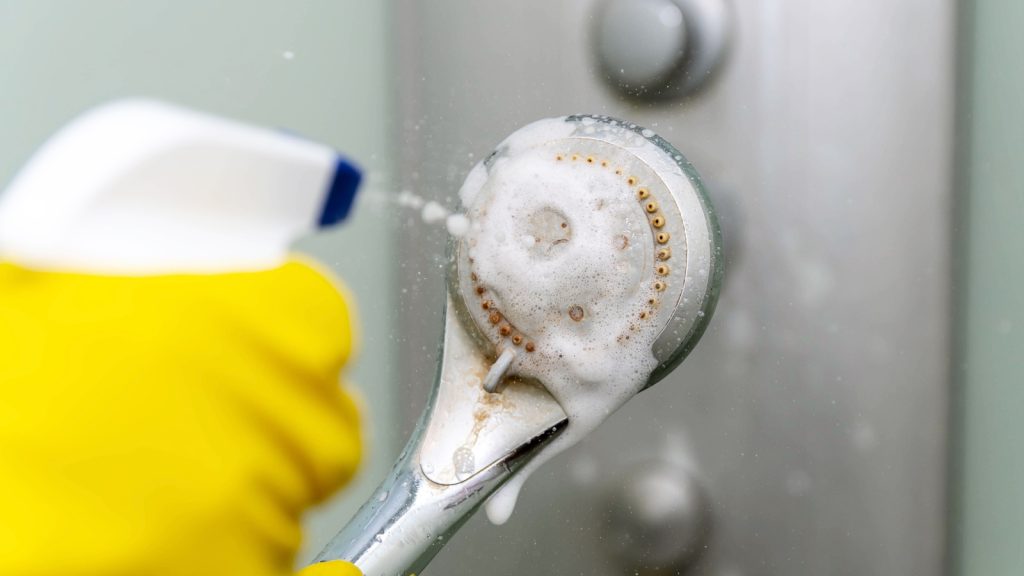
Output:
top-left (0, 99), bottom-right (361, 274)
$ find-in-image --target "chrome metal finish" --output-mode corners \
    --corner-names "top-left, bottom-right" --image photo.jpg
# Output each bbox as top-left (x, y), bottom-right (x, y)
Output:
top-left (593, 0), bottom-right (730, 99)
top-left (314, 116), bottom-right (721, 575)
top-left (312, 414), bottom-right (565, 575)
top-left (311, 300), bottom-right (569, 575)
top-left (393, 1), bottom-right (955, 574)
top-left (417, 305), bottom-right (566, 486)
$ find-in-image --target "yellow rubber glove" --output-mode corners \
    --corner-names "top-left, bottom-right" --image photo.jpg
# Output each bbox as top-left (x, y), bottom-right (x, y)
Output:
top-left (0, 256), bottom-right (363, 576)
top-left (296, 560), bottom-right (363, 576)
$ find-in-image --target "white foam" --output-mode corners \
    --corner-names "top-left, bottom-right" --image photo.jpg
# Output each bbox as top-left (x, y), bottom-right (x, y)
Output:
top-left (421, 200), bottom-right (448, 224)
top-left (396, 189), bottom-right (426, 209)
top-left (394, 189), bottom-right (472, 238)
top-left (459, 121), bottom-right (664, 524)
top-left (445, 213), bottom-right (470, 237)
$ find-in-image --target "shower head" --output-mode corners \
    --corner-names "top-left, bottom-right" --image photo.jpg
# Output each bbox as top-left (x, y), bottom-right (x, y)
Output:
top-left (311, 116), bottom-right (722, 576)
top-left (452, 115), bottom-right (721, 392)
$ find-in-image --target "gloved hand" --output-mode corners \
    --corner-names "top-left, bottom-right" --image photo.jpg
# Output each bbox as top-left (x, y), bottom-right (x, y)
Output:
top-left (0, 256), bottom-right (363, 576)
top-left (297, 560), bottom-right (363, 576)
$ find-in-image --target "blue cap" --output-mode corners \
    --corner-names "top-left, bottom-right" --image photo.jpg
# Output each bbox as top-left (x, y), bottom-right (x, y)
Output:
top-left (318, 156), bottom-right (362, 227)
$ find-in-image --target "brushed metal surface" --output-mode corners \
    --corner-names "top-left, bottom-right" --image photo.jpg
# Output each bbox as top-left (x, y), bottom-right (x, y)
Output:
top-left (593, 0), bottom-right (731, 99)
top-left (393, 1), bottom-right (954, 574)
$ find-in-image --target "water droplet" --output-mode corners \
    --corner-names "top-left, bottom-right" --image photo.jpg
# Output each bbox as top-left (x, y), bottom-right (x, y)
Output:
top-left (453, 446), bottom-right (475, 479)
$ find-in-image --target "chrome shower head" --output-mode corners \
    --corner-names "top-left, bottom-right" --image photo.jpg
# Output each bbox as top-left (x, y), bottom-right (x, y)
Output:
top-left (311, 115), bottom-right (722, 576)
top-left (452, 115), bottom-right (721, 391)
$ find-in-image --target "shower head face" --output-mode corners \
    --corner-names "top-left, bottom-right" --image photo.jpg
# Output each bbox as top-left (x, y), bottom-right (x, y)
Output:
top-left (453, 115), bottom-right (721, 392)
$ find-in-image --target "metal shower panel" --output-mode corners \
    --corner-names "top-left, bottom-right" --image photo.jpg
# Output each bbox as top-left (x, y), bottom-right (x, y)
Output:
top-left (393, 1), bottom-right (955, 574)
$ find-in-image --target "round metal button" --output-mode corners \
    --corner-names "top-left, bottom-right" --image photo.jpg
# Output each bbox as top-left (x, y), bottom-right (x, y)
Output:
top-left (599, 459), bottom-right (712, 572)
top-left (593, 0), bottom-right (730, 99)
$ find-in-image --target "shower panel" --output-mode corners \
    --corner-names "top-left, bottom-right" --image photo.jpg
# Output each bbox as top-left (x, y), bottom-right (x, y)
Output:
top-left (393, 1), bottom-right (954, 574)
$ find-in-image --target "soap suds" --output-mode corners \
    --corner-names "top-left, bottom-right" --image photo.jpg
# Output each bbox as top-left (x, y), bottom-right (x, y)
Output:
top-left (421, 201), bottom-right (448, 224)
top-left (445, 213), bottom-right (470, 237)
top-left (396, 189), bottom-right (426, 210)
top-left (396, 190), bottom-right (471, 237)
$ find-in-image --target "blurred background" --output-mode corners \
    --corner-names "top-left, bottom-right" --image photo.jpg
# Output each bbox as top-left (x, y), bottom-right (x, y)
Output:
top-left (0, 0), bottom-right (1020, 574)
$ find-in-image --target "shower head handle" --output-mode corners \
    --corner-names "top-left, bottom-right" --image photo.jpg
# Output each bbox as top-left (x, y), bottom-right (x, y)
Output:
top-left (310, 300), bottom-right (569, 576)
